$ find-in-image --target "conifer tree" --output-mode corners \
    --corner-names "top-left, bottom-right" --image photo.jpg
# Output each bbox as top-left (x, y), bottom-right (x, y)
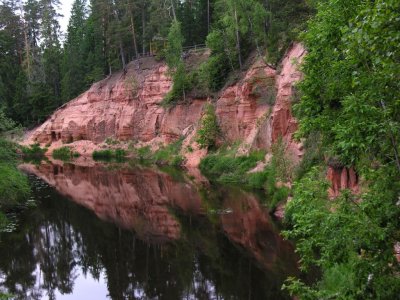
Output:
top-left (61, 0), bottom-right (87, 101)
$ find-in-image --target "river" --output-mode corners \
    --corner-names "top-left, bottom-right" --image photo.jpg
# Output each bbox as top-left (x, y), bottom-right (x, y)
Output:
top-left (0, 161), bottom-right (298, 299)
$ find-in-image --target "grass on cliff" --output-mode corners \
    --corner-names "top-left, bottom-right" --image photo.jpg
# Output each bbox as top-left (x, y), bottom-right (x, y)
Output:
top-left (133, 139), bottom-right (184, 167)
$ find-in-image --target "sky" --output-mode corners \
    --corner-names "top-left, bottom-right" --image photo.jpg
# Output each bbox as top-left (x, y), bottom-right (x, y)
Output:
top-left (59, 0), bottom-right (74, 37)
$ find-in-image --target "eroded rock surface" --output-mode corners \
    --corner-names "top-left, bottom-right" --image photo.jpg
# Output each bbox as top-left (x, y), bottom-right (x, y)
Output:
top-left (25, 57), bottom-right (206, 148)
top-left (327, 166), bottom-right (359, 198)
top-left (25, 44), bottom-right (307, 166)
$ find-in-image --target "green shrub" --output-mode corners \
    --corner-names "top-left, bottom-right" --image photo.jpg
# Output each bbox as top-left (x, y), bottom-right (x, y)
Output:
top-left (193, 54), bottom-right (229, 93)
top-left (92, 148), bottom-right (126, 161)
top-left (0, 139), bottom-right (18, 162)
top-left (283, 165), bottom-right (400, 298)
top-left (197, 104), bottom-right (219, 149)
top-left (162, 63), bottom-right (193, 105)
top-left (271, 186), bottom-right (290, 209)
top-left (247, 171), bottom-right (269, 189)
top-left (0, 162), bottom-right (30, 209)
top-left (92, 149), bottom-right (113, 160)
top-left (153, 139), bottom-right (184, 167)
top-left (136, 146), bottom-right (152, 160)
top-left (52, 146), bottom-right (76, 161)
top-left (114, 148), bottom-right (126, 161)
top-left (21, 143), bottom-right (47, 159)
top-left (271, 137), bottom-right (294, 182)
top-left (199, 149), bottom-right (266, 185)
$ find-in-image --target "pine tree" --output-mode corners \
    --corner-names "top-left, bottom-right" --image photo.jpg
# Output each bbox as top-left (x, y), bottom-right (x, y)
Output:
top-left (61, 0), bottom-right (88, 101)
top-left (40, 0), bottom-right (62, 110)
top-left (0, 2), bottom-right (24, 120)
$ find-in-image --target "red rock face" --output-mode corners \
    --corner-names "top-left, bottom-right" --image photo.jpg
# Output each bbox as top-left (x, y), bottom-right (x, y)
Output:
top-left (394, 242), bottom-right (400, 263)
top-left (19, 162), bottom-right (203, 241)
top-left (216, 60), bottom-right (276, 150)
top-left (269, 43), bottom-right (306, 162)
top-left (25, 44), bottom-right (307, 166)
top-left (215, 43), bottom-right (306, 160)
top-left (26, 57), bottom-right (206, 146)
top-left (327, 166), bottom-right (359, 198)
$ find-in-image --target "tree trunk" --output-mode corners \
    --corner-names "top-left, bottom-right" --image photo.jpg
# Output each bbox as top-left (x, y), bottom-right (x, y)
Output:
top-left (248, 16), bottom-right (262, 58)
top-left (119, 40), bottom-right (126, 71)
top-left (380, 100), bottom-right (400, 174)
top-left (234, 4), bottom-right (242, 69)
top-left (207, 0), bottom-right (210, 33)
top-left (127, 1), bottom-right (138, 58)
top-left (170, 0), bottom-right (177, 21)
top-left (23, 23), bottom-right (32, 80)
top-left (142, 2), bottom-right (146, 55)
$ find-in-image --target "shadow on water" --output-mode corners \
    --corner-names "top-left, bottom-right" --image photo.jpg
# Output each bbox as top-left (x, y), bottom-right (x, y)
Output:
top-left (0, 162), bottom-right (299, 299)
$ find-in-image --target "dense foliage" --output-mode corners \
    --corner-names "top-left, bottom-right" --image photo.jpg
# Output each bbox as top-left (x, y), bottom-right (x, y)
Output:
top-left (0, 0), bottom-right (213, 125)
top-left (0, 0), bottom-right (313, 120)
top-left (199, 148), bottom-right (265, 186)
top-left (52, 146), bottom-right (80, 160)
top-left (284, 0), bottom-right (400, 298)
top-left (0, 112), bottom-right (30, 234)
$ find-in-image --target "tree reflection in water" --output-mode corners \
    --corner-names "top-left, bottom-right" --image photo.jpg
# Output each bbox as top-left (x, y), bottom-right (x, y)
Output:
top-left (0, 163), bottom-right (299, 299)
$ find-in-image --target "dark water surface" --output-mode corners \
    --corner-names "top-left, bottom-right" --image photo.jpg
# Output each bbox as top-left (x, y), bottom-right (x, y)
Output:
top-left (0, 162), bottom-right (298, 299)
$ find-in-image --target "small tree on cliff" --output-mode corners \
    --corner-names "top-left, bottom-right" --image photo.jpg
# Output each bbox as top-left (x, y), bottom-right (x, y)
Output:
top-left (197, 103), bottom-right (219, 149)
top-left (163, 20), bottom-right (188, 104)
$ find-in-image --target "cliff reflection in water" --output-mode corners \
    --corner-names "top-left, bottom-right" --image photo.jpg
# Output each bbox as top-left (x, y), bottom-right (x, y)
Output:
top-left (0, 162), bottom-right (298, 299)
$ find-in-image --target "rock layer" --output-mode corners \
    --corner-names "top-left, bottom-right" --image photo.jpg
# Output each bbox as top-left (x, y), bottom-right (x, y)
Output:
top-left (26, 57), bottom-right (206, 147)
top-left (216, 43), bottom-right (306, 159)
top-left (25, 44), bottom-right (307, 165)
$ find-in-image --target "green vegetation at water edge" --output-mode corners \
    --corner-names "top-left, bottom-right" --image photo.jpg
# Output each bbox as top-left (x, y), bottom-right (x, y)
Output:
top-left (199, 140), bottom-right (292, 209)
top-left (199, 148), bottom-right (265, 186)
top-left (134, 139), bottom-right (184, 167)
top-left (0, 113), bottom-right (31, 235)
top-left (52, 147), bottom-right (80, 161)
top-left (20, 144), bottom-right (47, 160)
top-left (92, 148), bottom-right (127, 161)
top-left (0, 140), bottom-right (30, 211)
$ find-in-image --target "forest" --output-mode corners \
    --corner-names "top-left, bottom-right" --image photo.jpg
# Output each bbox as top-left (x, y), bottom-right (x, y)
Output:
top-left (0, 0), bottom-right (309, 126)
top-left (1, 0), bottom-right (400, 299)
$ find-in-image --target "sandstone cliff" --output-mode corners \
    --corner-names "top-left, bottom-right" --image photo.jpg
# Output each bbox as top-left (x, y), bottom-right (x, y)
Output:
top-left (25, 44), bottom-right (306, 167)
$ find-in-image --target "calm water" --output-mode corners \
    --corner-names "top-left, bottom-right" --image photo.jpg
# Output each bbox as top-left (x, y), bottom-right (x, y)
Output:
top-left (0, 162), bottom-right (298, 299)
